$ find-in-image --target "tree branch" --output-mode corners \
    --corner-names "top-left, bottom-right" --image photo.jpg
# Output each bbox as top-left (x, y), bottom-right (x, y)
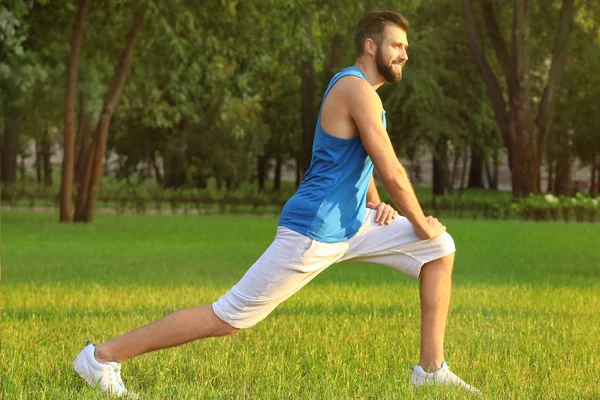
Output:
top-left (481, 0), bottom-right (517, 96)
top-left (462, 0), bottom-right (510, 144)
top-left (512, 0), bottom-right (532, 94)
top-left (535, 0), bottom-right (576, 153)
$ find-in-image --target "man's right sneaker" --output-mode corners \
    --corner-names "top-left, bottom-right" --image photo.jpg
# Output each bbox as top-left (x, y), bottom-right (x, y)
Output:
top-left (73, 341), bottom-right (134, 398)
top-left (410, 361), bottom-right (481, 394)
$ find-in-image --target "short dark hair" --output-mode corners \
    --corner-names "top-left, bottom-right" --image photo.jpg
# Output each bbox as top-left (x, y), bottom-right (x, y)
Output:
top-left (354, 10), bottom-right (409, 56)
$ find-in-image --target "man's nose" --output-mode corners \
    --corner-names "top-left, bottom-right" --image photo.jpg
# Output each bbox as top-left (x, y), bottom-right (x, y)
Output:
top-left (400, 48), bottom-right (408, 62)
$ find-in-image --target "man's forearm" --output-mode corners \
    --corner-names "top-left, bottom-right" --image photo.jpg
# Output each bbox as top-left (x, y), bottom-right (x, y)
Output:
top-left (380, 165), bottom-right (432, 238)
top-left (366, 174), bottom-right (381, 205)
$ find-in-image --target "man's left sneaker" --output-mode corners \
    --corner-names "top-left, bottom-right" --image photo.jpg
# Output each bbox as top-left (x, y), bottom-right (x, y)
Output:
top-left (73, 341), bottom-right (136, 398)
top-left (410, 361), bottom-right (481, 394)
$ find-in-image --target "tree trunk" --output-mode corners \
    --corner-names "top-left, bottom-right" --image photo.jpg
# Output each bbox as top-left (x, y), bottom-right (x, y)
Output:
top-left (589, 161), bottom-right (597, 197)
top-left (300, 58), bottom-right (316, 178)
top-left (257, 155), bottom-right (268, 191)
top-left (433, 158), bottom-right (447, 196)
top-left (295, 155), bottom-right (301, 188)
top-left (35, 139), bottom-right (42, 185)
top-left (509, 124), bottom-right (540, 197)
top-left (75, 5), bottom-right (147, 222)
top-left (73, 98), bottom-right (84, 180)
top-left (509, 0), bottom-right (538, 196)
top-left (484, 159), bottom-right (493, 191)
top-left (407, 147), bottom-right (421, 184)
top-left (467, 144), bottom-right (485, 188)
top-left (60, 0), bottom-right (89, 222)
top-left (546, 159), bottom-right (555, 193)
top-left (448, 146), bottom-right (460, 194)
top-left (493, 156), bottom-right (499, 190)
top-left (595, 157), bottom-right (600, 198)
top-left (19, 149), bottom-right (26, 187)
top-left (153, 151), bottom-right (163, 187)
top-left (274, 155), bottom-right (282, 191)
top-left (41, 132), bottom-right (52, 187)
top-left (322, 33), bottom-right (344, 94)
top-left (484, 155), bottom-right (499, 190)
top-left (553, 153), bottom-right (572, 196)
top-left (162, 136), bottom-right (187, 188)
top-left (74, 137), bottom-right (96, 220)
top-left (432, 141), bottom-right (448, 196)
top-left (553, 132), bottom-right (573, 196)
top-left (300, 12), bottom-right (316, 181)
top-left (458, 144), bottom-right (469, 195)
top-left (74, 97), bottom-right (91, 184)
top-left (1, 117), bottom-right (19, 183)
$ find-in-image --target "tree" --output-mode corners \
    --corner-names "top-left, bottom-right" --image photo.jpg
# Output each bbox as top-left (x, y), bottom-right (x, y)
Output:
top-left (0, 2), bottom-right (48, 184)
top-left (548, 4), bottom-right (600, 195)
top-left (74, 5), bottom-right (147, 222)
top-left (463, 0), bottom-right (576, 196)
top-left (59, 0), bottom-right (90, 222)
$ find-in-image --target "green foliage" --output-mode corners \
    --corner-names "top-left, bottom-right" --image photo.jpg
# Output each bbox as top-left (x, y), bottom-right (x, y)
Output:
top-left (0, 182), bottom-right (58, 208)
top-left (521, 193), bottom-right (561, 222)
top-left (382, 0), bottom-right (500, 163)
top-left (519, 193), bottom-right (598, 223)
top-left (550, 3), bottom-right (600, 166)
top-left (0, 4), bottom-right (49, 94)
top-left (3, 0), bottom-right (599, 206)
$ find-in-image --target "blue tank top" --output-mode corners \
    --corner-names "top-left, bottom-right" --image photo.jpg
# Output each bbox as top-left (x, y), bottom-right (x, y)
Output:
top-left (278, 66), bottom-right (387, 243)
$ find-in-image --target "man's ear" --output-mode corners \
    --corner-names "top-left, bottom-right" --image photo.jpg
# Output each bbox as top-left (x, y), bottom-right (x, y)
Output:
top-left (365, 38), bottom-right (377, 56)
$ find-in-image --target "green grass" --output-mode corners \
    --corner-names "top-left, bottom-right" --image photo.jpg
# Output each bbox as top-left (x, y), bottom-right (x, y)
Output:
top-left (2, 211), bottom-right (599, 399)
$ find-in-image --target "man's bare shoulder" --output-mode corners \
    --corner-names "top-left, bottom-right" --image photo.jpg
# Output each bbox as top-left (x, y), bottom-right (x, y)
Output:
top-left (325, 76), bottom-right (382, 114)
top-left (329, 75), bottom-right (377, 97)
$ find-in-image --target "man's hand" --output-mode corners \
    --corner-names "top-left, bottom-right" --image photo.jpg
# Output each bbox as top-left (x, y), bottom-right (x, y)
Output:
top-left (367, 201), bottom-right (399, 226)
top-left (413, 215), bottom-right (446, 240)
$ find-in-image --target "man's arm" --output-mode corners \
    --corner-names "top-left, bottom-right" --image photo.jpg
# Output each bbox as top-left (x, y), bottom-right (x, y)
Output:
top-left (366, 173), bottom-right (400, 226)
top-left (345, 79), bottom-right (444, 239)
top-left (366, 174), bottom-right (381, 205)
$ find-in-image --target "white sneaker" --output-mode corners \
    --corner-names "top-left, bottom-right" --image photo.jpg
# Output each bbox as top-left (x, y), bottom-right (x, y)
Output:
top-left (410, 361), bottom-right (481, 394)
top-left (73, 342), bottom-right (136, 398)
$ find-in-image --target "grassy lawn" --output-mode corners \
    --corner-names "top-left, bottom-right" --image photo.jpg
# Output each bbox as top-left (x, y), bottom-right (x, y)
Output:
top-left (2, 211), bottom-right (599, 399)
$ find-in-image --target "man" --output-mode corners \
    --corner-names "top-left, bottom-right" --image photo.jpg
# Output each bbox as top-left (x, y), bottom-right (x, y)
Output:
top-left (73, 9), bottom-right (480, 396)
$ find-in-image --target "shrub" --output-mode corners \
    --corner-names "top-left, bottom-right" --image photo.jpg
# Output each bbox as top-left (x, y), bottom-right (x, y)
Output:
top-left (559, 196), bottom-right (576, 223)
top-left (521, 194), bottom-right (558, 222)
top-left (574, 193), bottom-right (597, 223)
top-left (131, 187), bottom-right (149, 214)
top-left (2, 184), bottom-right (22, 207)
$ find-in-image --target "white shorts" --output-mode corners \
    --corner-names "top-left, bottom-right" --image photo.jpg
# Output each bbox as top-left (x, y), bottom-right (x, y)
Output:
top-left (212, 208), bottom-right (456, 329)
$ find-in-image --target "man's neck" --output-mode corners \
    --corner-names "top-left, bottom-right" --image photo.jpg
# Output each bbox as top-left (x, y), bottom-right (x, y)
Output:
top-left (354, 59), bottom-right (385, 90)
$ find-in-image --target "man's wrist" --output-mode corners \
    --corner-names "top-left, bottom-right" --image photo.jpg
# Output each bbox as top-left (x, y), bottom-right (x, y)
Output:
top-left (367, 197), bottom-right (381, 206)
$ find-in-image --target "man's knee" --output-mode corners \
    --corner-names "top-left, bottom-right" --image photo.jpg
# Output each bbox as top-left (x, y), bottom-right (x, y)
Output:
top-left (210, 304), bottom-right (242, 336)
top-left (433, 232), bottom-right (456, 267)
top-left (225, 324), bottom-right (241, 335)
top-left (421, 233), bottom-right (455, 274)
top-left (437, 232), bottom-right (456, 258)
top-left (420, 254), bottom-right (454, 282)
top-left (214, 320), bottom-right (241, 336)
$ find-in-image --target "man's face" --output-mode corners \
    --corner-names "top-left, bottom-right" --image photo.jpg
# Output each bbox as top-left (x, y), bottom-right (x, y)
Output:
top-left (375, 25), bottom-right (409, 83)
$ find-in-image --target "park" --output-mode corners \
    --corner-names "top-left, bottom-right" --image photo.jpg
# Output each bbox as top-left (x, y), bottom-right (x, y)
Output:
top-left (2, 0), bottom-right (599, 398)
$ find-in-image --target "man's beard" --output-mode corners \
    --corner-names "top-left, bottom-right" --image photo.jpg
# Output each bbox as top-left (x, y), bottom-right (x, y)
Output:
top-left (375, 46), bottom-right (402, 83)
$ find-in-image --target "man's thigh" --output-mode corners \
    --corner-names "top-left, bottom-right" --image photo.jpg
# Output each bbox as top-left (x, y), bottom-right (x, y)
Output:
top-left (339, 209), bottom-right (456, 279)
top-left (212, 227), bottom-right (348, 329)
